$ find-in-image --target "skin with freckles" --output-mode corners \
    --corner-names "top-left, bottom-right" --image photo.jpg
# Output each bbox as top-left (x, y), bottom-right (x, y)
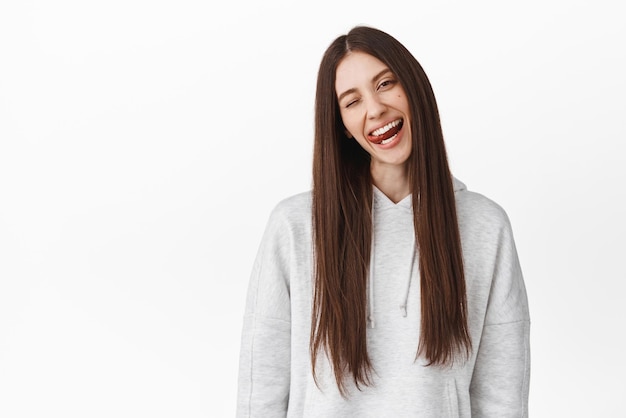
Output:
top-left (335, 51), bottom-right (413, 202)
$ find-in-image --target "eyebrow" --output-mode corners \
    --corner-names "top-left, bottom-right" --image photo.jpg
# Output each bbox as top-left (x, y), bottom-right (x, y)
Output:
top-left (337, 68), bottom-right (393, 103)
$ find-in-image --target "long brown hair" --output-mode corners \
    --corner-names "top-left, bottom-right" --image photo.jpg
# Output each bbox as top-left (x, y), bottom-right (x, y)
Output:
top-left (311, 26), bottom-right (471, 395)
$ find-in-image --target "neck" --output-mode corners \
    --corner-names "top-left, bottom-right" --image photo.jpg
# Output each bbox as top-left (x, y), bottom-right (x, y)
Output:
top-left (370, 163), bottom-right (410, 203)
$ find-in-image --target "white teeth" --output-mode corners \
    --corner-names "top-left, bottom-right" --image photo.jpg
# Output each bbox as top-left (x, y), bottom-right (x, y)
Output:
top-left (380, 133), bottom-right (398, 145)
top-left (371, 119), bottom-right (401, 136)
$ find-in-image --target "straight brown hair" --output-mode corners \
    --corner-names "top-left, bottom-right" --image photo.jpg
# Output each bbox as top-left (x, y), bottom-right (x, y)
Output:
top-left (311, 26), bottom-right (471, 395)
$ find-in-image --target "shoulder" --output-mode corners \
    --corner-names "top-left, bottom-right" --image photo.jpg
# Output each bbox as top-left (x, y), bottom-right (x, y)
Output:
top-left (272, 190), bottom-right (312, 215)
top-left (453, 178), bottom-right (512, 232)
top-left (252, 191), bottom-right (312, 267)
top-left (263, 190), bottom-right (312, 238)
top-left (269, 190), bottom-right (312, 221)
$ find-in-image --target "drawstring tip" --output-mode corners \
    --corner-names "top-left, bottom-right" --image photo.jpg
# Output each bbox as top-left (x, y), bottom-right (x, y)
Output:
top-left (400, 305), bottom-right (407, 317)
top-left (368, 315), bottom-right (375, 329)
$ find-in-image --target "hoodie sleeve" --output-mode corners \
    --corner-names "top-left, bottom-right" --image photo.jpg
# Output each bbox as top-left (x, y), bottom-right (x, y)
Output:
top-left (237, 206), bottom-right (292, 418)
top-left (469, 215), bottom-right (531, 417)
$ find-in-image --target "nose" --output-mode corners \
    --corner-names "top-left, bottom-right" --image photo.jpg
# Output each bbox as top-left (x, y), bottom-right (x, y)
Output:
top-left (366, 95), bottom-right (387, 120)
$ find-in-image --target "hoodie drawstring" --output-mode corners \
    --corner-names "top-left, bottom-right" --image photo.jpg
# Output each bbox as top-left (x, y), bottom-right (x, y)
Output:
top-left (368, 206), bottom-right (417, 328)
top-left (399, 237), bottom-right (416, 318)
top-left (368, 206), bottom-right (376, 329)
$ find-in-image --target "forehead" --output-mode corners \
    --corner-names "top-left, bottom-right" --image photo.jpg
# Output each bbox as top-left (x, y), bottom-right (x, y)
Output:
top-left (335, 52), bottom-right (389, 94)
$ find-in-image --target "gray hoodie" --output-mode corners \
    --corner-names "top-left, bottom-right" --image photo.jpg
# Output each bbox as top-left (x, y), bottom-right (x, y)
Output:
top-left (237, 179), bottom-right (530, 417)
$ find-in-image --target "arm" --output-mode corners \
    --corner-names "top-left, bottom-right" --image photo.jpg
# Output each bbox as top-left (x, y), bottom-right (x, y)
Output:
top-left (470, 217), bottom-right (531, 417)
top-left (237, 207), bottom-right (292, 418)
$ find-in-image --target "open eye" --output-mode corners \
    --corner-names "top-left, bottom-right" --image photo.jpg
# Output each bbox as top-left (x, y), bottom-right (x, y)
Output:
top-left (377, 79), bottom-right (396, 90)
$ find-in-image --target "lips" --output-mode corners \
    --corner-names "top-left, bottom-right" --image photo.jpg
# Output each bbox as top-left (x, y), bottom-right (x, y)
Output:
top-left (367, 119), bottom-right (403, 144)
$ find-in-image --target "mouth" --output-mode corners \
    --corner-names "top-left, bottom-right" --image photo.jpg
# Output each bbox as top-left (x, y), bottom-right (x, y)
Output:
top-left (367, 119), bottom-right (404, 145)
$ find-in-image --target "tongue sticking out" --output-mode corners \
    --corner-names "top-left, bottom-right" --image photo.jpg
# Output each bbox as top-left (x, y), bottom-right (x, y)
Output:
top-left (369, 121), bottom-right (403, 144)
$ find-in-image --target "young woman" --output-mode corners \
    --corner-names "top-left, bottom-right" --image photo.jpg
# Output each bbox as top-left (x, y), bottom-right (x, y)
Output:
top-left (237, 26), bottom-right (530, 417)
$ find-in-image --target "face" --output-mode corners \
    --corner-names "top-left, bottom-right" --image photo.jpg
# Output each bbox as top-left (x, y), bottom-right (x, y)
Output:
top-left (335, 51), bottom-right (412, 172)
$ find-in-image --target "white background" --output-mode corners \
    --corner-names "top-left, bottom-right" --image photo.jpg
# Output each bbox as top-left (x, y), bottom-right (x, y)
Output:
top-left (1, 0), bottom-right (625, 416)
